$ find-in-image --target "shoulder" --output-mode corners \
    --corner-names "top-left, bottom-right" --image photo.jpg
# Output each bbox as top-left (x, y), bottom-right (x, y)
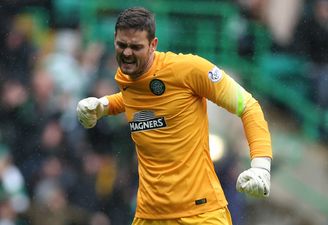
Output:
top-left (161, 51), bottom-right (210, 69)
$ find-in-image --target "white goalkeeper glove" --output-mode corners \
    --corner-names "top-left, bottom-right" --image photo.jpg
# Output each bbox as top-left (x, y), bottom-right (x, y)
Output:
top-left (76, 97), bottom-right (108, 128)
top-left (236, 157), bottom-right (271, 198)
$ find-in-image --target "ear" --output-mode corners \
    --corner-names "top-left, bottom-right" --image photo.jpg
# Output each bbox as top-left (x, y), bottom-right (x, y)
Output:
top-left (114, 32), bottom-right (117, 44)
top-left (150, 37), bottom-right (158, 51)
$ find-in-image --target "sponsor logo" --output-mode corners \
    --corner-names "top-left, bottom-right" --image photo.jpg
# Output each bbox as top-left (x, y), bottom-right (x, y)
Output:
top-left (208, 66), bottom-right (222, 82)
top-left (195, 198), bottom-right (207, 205)
top-left (129, 110), bottom-right (167, 132)
top-left (149, 79), bottom-right (165, 95)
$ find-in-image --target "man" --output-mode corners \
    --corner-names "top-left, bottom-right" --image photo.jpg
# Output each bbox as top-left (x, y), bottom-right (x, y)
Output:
top-left (77, 7), bottom-right (272, 225)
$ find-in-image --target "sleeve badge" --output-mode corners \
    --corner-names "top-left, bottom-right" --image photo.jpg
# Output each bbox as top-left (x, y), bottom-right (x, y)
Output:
top-left (208, 66), bottom-right (223, 83)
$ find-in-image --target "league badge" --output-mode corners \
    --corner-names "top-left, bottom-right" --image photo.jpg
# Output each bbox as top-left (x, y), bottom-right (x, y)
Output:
top-left (208, 66), bottom-right (222, 83)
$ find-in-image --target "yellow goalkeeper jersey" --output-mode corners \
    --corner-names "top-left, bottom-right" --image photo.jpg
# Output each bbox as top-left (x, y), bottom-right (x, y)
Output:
top-left (106, 51), bottom-right (272, 219)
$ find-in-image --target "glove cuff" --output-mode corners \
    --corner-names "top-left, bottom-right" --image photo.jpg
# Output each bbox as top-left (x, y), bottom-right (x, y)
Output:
top-left (97, 97), bottom-right (109, 118)
top-left (251, 157), bottom-right (271, 172)
top-left (99, 96), bottom-right (109, 107)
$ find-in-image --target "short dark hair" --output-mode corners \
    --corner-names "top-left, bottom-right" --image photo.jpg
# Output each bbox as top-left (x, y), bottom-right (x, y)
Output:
top-left (115, 7), bottom-right (156, 42)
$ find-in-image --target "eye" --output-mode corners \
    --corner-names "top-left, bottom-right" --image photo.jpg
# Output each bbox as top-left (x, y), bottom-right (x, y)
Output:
top-left (116, 42), bottom-right (127, 49)
top-left (130, 45), bottom-right (143, 51)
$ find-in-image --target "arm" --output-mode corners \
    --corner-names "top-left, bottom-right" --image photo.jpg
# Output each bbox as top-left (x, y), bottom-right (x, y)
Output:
top-left (209, 78), bottom-right (272, 197)
top-left (179, 55), bottom-right (272, 197)
top-left (236, 92), bottom-right (272, 198)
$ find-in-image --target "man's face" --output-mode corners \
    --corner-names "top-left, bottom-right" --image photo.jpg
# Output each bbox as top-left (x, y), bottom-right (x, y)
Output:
top-left (114, 29), bottom-right (158, 79)
top-left (316, 1), bottom-right (328, 22)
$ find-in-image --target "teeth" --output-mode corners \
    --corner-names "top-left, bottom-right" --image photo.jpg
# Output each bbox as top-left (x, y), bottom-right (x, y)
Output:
top-left (122, 58), bottom-right (135, 64)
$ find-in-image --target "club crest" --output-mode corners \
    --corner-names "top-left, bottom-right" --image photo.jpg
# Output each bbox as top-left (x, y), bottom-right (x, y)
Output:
top-left (149, 79), bottom-right (165, 96)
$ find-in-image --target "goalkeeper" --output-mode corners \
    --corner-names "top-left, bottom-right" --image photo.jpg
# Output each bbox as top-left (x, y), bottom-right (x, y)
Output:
top-left (77, 7), bottom-right (272, 225)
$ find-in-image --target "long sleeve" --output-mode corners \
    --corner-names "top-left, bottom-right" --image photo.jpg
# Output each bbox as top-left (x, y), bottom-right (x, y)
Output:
top-left (176, 54), bottom-right (272, 159)
top-left (106, 92), bottom-right (125, 115)
top-left (241, 99), bottom-right (272, 159)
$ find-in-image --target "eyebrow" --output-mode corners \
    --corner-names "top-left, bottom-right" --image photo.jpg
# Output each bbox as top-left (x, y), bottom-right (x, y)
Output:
top-left (116, 40), bottom-right (144, 47)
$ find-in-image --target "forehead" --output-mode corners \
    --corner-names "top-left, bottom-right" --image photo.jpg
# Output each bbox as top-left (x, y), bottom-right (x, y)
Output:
top-left (115, 29), bottom-right (149, 44)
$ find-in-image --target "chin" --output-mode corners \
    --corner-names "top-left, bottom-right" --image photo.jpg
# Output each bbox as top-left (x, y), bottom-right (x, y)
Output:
top-left (126, 70), bottom-right (143, 79)
top-left (121, 67), bottom-right (140, 76)
top-left (121, 69), bottom-right (133, 75)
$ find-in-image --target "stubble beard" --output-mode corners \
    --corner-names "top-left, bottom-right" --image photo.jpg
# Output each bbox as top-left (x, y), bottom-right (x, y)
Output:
top-left (117, 50), bottom-right (154, 79)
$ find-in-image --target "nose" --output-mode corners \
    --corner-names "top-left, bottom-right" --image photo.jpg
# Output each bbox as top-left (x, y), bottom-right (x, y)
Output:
top-left (122, 47), bottom-right (133, 56)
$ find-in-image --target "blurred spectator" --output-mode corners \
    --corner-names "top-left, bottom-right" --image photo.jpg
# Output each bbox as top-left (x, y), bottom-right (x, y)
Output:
top-left (26, 179), bottom-right (92, 225)
top-left (293, 0), bottom-right (328, 108)
top-left (70, 150), bottom-right (133, 225)
top-left (0, 68), bottom-right (62, 170)
top-left (21, 117), bottom-right (79, 196)
top-left (231, 0), bottom-right (265, 59)
top-left (0, 197), bottom-right (28, 225)
top-left (233, 0), bottom-right (303, 55)
top-left (236, 0), bottom-right (267, 22)
top-left (41, 29), bottom-right (86, 131)
top-left (215, 152), bottom-right (247, 225)
top-left (291, 0), bottom-right (328, 139)
top-left (70, 151), bottom-right (104, 212)
top-left (80, 42), bottom-right (107, 81)
top-left (29, 68), bottom-right (57, 115)
top-left (0, 144), bottom-right (30, 225)
top-left (0, 79), bottom-right (30, 166)
top-left (89, 212), bottom-right (111, 225)
top-left (266, 0), bottom-right (304, 51)
top-left (226, 0), bottom-right (272, 60)
top-left (0, 14), bottom-right (36, 85)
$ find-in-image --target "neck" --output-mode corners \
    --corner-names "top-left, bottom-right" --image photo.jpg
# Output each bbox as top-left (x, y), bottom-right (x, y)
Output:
top-left (144, 51), bottom-right (155, 73)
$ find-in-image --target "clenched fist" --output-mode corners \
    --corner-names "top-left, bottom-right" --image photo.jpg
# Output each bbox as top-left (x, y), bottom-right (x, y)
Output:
top-left (236, 157), bottom-right (271, 198)
top-left (76, 97), bottom-right (108, 128)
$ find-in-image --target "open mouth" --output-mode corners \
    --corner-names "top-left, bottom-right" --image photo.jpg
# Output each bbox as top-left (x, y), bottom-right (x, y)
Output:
top-left (121, 57), bottom-right (136, 64)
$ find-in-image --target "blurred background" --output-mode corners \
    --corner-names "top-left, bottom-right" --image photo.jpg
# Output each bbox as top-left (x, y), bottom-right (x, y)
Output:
top-left (0, 0), bottom-right (327, 225)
